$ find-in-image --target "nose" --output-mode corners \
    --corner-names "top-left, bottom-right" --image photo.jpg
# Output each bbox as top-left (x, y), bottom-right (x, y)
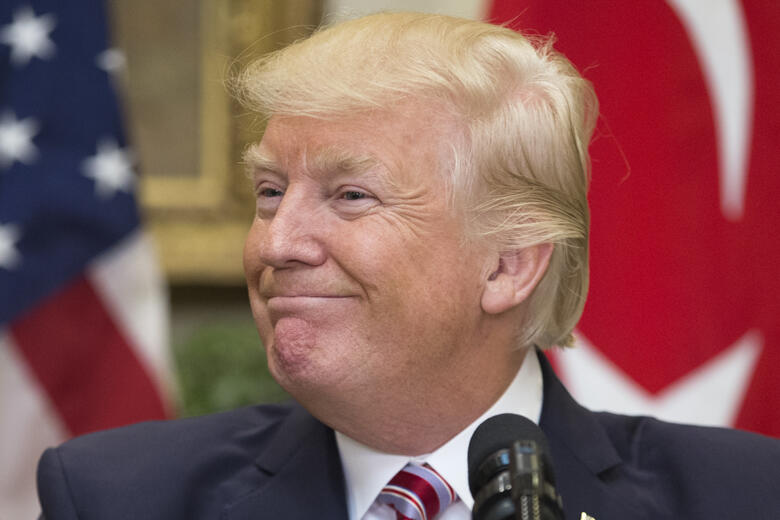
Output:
top-left (255, 189), bottom-right (328, 269)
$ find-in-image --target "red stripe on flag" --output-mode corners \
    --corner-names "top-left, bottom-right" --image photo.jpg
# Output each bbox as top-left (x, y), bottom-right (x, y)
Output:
top-left (10, 275), bottom-right (168, 436)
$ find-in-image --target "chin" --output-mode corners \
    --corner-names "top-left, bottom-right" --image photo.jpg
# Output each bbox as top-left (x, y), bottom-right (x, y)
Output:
top-left (269, 341), bottom-right (366, 412)
top-left (266, 323), bottom-right (330, 388)
top-left (267, 324), bottom-right (316, 379)
top-left (268, 351), bottom-right (346, 419)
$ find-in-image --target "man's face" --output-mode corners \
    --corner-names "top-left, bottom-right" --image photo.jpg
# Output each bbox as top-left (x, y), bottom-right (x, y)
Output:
top-left (244, 101), bottom-right (492, 411)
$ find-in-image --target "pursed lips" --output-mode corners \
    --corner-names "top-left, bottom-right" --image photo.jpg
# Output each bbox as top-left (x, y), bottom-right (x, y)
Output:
top-left (259, 275), bottom-right (360, 312)
top-left (260, 278), bottom-right (358, 300)
top-left (262, 290), bottom-right (355, 299)
top-left (267, 294), bottom-right (354, 303)
top-left (262, 286), bottom-right (357, 302)
top-left (264, 292), bottom-right (357, 318)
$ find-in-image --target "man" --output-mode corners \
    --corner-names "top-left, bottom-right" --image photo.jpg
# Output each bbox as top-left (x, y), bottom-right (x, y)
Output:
top-left (37, 12), bottom-right (780, 520)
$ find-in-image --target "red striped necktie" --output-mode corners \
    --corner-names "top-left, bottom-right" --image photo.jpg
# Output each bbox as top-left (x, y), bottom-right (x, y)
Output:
top-left (377, 462), bottom-right (458, 520)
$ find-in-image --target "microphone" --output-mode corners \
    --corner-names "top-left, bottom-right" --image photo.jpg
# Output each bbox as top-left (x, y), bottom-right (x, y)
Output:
top-left (467, 414), bottom-right (564, 520)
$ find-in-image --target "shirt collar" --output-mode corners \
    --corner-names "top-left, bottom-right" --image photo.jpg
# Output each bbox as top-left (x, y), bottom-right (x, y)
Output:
top-left (335, 348), bottom-right (544, 519)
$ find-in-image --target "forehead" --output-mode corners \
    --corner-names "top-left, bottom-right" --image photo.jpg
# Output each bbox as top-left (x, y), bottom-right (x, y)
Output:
top-left (246, 100), bottom-right (462, 183)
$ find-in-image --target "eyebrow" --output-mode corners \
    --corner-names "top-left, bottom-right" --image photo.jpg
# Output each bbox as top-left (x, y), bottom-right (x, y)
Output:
top-left (243, 145), bottom-right (282, 177)
top-left (308, 147), bottom-right (384, 177)
top-left (243, 144), bottom-right (384, 179)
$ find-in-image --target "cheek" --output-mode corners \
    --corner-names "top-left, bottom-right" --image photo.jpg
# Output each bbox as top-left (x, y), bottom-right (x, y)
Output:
top-left (243, 221), bottom-right (265, 282)
top-left (343, 221), bottom-right (464, 305)
top-left (250, 300), bottom-right (273, 345)
top-left (244, 222), bottom-right (274, 343)
top-left (378, 241), bottom-right (485, 331)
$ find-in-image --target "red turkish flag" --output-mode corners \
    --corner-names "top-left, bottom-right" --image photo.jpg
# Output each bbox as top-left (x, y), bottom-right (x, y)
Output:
top-left (488, 0), bottom-right (780, 437)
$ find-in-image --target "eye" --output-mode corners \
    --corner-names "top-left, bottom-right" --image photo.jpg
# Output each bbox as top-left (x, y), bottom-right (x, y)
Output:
top-left (254, 182), bottom-right (285, 216)
top-left (341, 190), bottom-right (367, 200)
top-left (258, 187), bottom-right (284, 198)
top-left (332, 186), bottom-right (379, 217)
top-left (335, 187), bottom-right (376, 204)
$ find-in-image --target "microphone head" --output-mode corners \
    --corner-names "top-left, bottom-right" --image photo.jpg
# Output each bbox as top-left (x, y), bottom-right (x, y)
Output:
top-left (467, 414), bottom-right (549, 496)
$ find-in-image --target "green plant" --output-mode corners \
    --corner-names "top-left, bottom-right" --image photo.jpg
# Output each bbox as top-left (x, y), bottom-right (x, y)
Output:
top-left (173, 320), bottom-right (288, 417)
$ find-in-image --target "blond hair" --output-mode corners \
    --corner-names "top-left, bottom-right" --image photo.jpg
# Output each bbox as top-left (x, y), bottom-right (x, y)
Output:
top-left (234, 12), bottom-right (598, 349)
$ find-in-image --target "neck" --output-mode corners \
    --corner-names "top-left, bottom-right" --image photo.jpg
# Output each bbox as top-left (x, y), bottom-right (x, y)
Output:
top-left (315, 342), bottom-right (528, 455)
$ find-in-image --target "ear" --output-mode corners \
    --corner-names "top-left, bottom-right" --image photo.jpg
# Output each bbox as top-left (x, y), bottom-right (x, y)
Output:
top-left (481, 243), bottom-right (554, 315)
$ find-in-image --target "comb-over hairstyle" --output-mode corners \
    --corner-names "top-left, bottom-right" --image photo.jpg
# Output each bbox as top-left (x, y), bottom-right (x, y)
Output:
top-left (234, 12), bottom-right (598, 349)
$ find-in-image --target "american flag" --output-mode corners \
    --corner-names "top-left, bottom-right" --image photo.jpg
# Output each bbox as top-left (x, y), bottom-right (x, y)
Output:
top-left (0, 1), bottom-right (173, 517)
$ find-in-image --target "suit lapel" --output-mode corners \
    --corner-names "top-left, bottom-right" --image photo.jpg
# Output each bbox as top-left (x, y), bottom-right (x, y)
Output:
top-left (224, 352), bottom-right (647, 520)
top-left (537, 351), bottom-right (648, 520)
top-left (224, 405), bottom-right (348, 519)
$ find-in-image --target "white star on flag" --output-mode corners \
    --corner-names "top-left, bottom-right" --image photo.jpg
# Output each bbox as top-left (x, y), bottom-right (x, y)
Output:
top-left (0, 111), bottom-right (38, 169)
top-left (0, 5), bottom-right (56, 67)
top-left (0, 223), bottom-right (22, 270)
top-left (96, 48), bottom-right (127, 74)
top-left (82, 139), bottom-right (135, 199)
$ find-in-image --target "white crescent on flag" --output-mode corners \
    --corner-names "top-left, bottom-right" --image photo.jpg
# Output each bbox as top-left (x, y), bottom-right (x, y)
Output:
top-left (665, 0), bottom-right (753, 220)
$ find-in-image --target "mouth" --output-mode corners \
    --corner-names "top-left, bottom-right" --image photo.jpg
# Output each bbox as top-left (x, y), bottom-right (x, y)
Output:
top-left (265, 294), bottom-right (357, 318)
top-left (265, 293), bottom-right (355, 300)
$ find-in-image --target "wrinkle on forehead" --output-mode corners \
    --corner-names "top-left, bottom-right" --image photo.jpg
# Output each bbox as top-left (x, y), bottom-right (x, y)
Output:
top-left (245, 137), bottom-right (404, 192)
top-left (245, 141), bottom-right (384, 174)
top-left (245, 101), bottom-right (463, 197)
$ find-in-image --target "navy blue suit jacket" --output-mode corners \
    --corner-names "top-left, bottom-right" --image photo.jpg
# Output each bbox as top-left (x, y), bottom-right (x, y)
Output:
top-left (37, 353), bottom-right (780, 519)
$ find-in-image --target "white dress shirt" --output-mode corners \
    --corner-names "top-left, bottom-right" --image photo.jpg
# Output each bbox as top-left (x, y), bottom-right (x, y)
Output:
top-left (336, 349), bottom-right (544, 520)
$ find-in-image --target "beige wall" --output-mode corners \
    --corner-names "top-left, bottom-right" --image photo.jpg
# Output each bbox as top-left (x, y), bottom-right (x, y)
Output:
top-left (111, 0), bottom-right (323, 285)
